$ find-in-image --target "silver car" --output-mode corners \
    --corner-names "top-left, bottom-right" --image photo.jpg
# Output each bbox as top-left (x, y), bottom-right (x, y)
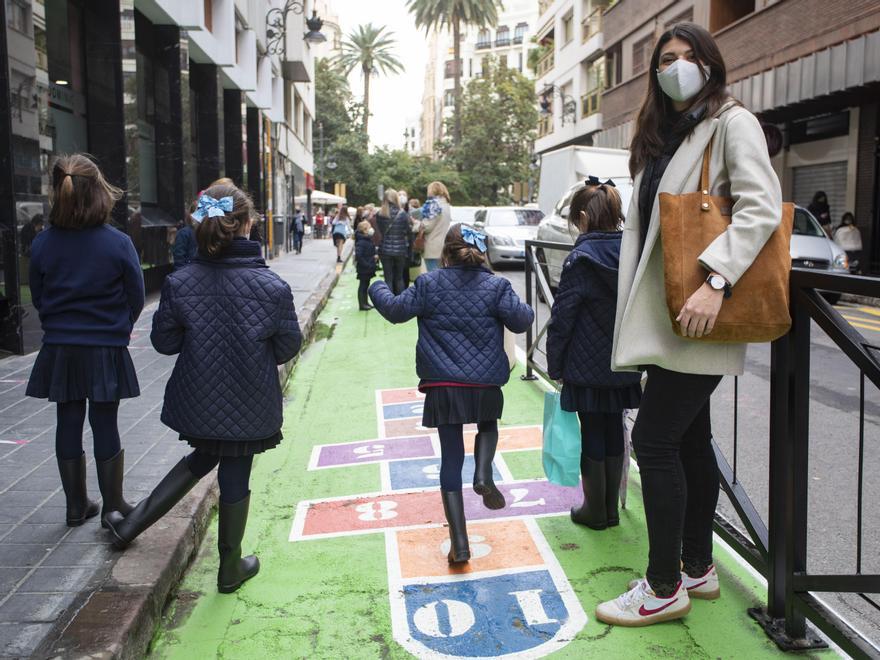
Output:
top-left (451, 206), bottom-right (483, 226)
top-left (474, 207), bottom-right (546, 268)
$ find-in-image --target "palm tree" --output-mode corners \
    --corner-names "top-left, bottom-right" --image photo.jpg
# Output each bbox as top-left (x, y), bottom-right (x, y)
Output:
top-left (333, 24), bottom-right (403, 137)
top-left (407, 0), bottom-right (503, 146)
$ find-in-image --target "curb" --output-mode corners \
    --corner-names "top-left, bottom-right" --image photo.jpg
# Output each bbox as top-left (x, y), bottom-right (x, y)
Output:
top-left (45, 244), bottom-right (355, 659)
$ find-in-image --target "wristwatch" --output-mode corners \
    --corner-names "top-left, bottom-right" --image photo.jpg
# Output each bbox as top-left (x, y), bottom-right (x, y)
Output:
top-left (706, 273), bottom-right (732, 299)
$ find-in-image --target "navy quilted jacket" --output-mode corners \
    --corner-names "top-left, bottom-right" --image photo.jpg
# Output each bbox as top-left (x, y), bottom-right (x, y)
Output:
top-left (546, 232), bottom-right (641, 389)
top-left (355, 233), bottom-right (377, 277)
top-left (369, 265), bottom-right (534, 386)
top-left (151, 238), bottom-right (302, 441)
top-left (377, 207), bottom-right (412, 257)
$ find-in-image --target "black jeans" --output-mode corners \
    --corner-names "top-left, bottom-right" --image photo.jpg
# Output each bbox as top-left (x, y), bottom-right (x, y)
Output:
top-left (56, 400), bottom-right (121, 462)
top-left (632, 366), bottom-right (722, 587)
top-left (577, 411), bottom-right (624, 463)
top-left (381, 255), bottom-right (407, 295)
top-left (185, 451), bottom-right (254, 504)
top-left (293, 230), bottom-right (303, 252)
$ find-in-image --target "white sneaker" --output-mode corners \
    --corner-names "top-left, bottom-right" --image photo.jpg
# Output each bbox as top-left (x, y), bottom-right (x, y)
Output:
top-left (596, 579), bottom-right (691, 627)
top-left (682, 565), bottom-right (720, 600)
top-left (627, 565), bottom-right (720, 600)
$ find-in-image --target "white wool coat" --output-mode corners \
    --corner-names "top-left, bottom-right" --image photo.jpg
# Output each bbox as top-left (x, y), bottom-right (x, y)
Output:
top-left (612, 100), bottom-right (783, 376)
top-left (419, 197), bottom-right (452, 259)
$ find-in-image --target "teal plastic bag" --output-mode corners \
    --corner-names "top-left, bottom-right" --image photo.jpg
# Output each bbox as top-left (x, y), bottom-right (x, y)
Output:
top-left (542, 391), bottom-right (582, 487)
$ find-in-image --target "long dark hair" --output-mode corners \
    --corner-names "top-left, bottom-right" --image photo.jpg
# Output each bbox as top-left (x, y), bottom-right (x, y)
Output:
top-left (629, 22), bottom-right (730, 177)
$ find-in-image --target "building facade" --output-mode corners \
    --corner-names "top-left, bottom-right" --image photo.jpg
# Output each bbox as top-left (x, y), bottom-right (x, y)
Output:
top-left (419, 0), bottom-right (539, 157)
top-left (1, 0), bottom-right (319, 354)
top-left (312, 0), bottom-right (341, 60)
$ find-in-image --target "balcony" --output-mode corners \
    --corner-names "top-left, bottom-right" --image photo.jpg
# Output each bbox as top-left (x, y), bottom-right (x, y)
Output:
top-left (536, 50), bottom-right (555, 77)
top-left (582, 7), bottom-right (603, 43)
top-left (513, 34), bottom-right (524, 45)
top-left (495, 37), bottom-right (511, 47)
top-left (537, 114), bottom-right (554, 137)
top-left (581, 87), bottom-right (602, 117)
top-left (475, 41), bottom-right (492, 51)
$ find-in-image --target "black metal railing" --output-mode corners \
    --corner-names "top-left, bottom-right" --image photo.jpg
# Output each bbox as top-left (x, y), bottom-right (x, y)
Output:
top-left (523, 239), bottom-right (880, 657)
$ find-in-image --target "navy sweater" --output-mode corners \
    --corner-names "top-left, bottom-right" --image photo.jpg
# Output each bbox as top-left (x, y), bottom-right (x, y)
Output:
top-left (29, 225), bottom-right (145, 347)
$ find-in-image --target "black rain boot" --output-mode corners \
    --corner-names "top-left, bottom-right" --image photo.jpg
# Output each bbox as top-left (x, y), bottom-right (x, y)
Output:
top-left (441, 490), bottom-right (470, 564)
top-left (104, 457), bottom-right (200, 549)
top-left (570, 457), bottom-right (608, 530)
top-left (96, 449), bottom-right (134, 528)
top-left (217, 493), bottom-right (260, 593)
top-left (605, 454), bottom-right (625, 527)
top-left (473, 432), bottom-right (505, 510)
top-left (58, 454), bottom-right (100, 527)
top-left (358, 287), bottom-right (373, 311)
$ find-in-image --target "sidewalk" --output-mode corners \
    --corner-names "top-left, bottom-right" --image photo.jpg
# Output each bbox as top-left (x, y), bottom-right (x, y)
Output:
top-left (148, 270), bottom-right (833, 659)
top-left (0, 236), bottom-right (349, 659)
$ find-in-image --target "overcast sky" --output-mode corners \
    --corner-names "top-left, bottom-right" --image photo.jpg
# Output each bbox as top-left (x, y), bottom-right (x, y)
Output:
top-left (330, 0), bottom-right (429, 150)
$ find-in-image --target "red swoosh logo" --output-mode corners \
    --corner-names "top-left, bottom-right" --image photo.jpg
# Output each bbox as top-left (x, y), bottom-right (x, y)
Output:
top-left (687, 580), bottom-right (707, 590)
top-left (638, 599), bottom-right (677, 616)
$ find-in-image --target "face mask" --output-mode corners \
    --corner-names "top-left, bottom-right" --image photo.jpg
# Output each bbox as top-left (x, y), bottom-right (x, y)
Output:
top-left (656, 59), bottom-right (710, 103)
top-left (367, 228), bottom-right (375, 237)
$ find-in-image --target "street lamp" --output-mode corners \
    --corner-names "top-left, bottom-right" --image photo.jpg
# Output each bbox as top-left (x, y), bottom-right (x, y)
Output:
top-left (265, 2), bottom-right (327, 56)
top-left (539, 85), bottom-right (577, 125)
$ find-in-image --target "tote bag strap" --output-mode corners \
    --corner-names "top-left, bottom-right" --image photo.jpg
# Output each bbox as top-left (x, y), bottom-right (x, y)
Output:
top-left (700, 136), bottom-right (714, 193)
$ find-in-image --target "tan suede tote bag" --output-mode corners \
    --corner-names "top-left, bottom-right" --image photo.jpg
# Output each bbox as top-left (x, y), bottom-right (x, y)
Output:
top-left (659, 137), bottom-right (794, 343)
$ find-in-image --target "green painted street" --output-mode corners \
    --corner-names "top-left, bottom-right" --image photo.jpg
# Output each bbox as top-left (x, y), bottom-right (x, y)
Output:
top-left (149, 271), bottom-right (830, 659)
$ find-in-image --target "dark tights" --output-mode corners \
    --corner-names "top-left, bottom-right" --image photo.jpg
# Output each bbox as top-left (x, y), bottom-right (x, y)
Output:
top-left (437, 421), bottom-right (498, 491)
top-left (56, 400), bottom-right (121, 462)
top-left (185, 451), bottom-right (253, 503)
top-left (577, 411), bottom-right (624, 464)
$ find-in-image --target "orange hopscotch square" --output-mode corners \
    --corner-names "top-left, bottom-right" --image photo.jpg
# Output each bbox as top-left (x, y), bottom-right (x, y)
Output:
top-left (396, 519), bottom-right (544, 579)
top-left (384, 417), bottom-right (430, 438)
top-left (464, 426), bottom-right (543, 454)
top-left (381, 388), bottom-right (425, 405)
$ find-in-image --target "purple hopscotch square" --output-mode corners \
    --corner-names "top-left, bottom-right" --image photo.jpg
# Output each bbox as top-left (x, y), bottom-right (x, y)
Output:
top-left (463, 480), bottom-right (582, 521)
top-left (315, 435), bottom-right (435, 468)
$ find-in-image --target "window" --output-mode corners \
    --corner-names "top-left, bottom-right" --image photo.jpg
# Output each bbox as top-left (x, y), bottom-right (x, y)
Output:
top-left (476, 29), bottom-right (491, 50)
top-left (203, 0), bottom-right (213, 32)
top-left (709, 0), bottom-right (754, 32)
top-left (444, 90), bottom-right (455, 107)
top-left (518, 52), bottom-right (523, 72)
top-left (605, 44), bottom-right (621, 87)
top-left (7, 0), bottom-right (30, 33)
top-left (631, 34), bottom-right (653, 76)
top-left (444, 59), bottom-right (461, 79)
top-left (514, 22), bottom-right (527, 45)
top-left (294, 92), bottom-right (303, 137)
top-left (486, 209), bottom-right (544, 227)
top-left (499, 54), bottom-right (508, 69)
top-left (469, 58), bottom-right (473, 77)
top-left (495, 25), bottom-right (510, 47)
top-left (562, 12), bottom-right (574, 44)
top-left (665, 7), bottom-right (693, 29)
top-left (284, 82), bottom-right (292, 126)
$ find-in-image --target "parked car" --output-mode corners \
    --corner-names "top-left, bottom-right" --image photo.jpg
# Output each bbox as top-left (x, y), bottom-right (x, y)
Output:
top-left (536, 183), bottom-right (848, 300)
top-left (451, 205), bottom-right (483, 227)
top-left (474, 206), bottom-right (545, 268)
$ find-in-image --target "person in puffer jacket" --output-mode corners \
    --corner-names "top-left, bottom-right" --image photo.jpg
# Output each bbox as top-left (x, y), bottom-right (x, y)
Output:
top-left (355, 220), bottom-right (377, 310)
top-left (546, 182), bottom-right (641, 531)
top-left (104, 183), bottom-right (302, 595)
top-left (369, 224), bottom-right (534, 565)
top-left (376, 188), bottom-right (412, 295)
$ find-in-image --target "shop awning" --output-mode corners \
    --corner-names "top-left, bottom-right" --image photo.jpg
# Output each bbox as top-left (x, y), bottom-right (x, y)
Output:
top-left (294, 190), bottom-right (347, 205)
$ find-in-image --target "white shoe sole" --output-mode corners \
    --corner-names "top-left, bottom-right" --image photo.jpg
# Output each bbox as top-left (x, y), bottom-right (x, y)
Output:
top-left (595, 600), bottom-right (691, 627)
top-left (626, 579), bottom-right (720, 600)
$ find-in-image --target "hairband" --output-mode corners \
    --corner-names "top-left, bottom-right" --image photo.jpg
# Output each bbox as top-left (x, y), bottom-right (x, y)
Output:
top-left (192, 194), bottom-right (233, 223)
top-left (585, 176), bottom-right (616, 187)
top-left (461, 226), bottom-right (487, 253)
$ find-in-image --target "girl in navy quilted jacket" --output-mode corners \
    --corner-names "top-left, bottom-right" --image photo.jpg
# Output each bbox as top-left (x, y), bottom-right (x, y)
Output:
top-left (546, 182), bottom-right (642, 531)
top-left (370, 224), bottom-right (534, 564)
top-left (104, 183), bottom-right (302, 594)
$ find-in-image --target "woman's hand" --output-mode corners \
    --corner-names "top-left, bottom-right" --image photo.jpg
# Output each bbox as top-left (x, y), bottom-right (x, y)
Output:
top-left (676, 282), bottom-right (724, 338)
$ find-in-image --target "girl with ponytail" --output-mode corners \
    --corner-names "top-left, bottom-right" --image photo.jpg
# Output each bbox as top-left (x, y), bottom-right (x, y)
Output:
top-left (104, 183), bottom-right (303, 595)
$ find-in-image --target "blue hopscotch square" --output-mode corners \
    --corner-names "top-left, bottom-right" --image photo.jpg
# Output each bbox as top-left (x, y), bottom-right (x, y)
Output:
top-left (403, 570), bottom-right (568, 657)
top-left (383, 401), bottom-right (425, 421)
top-left (388, 456), bottom-right (502, 491)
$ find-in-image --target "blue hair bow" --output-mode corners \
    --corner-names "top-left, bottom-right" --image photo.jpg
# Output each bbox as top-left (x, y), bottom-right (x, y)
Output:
top-left (192, 194), bottom-right (233, 222)
top-left (461, 225), bottom-right (488, 253)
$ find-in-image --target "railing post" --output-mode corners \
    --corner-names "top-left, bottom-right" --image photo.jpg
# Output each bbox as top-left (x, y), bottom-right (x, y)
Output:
top-left (523, 243), bottom-right (534, 380)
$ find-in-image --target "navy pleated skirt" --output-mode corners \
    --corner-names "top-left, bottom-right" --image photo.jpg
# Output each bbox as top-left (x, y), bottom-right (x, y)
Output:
top-left (26, 344), bottom-right (140, 403)
top-left (421, 386), bottom-right (504, 428)
top-left (181, 431), bottom-right (283, 457)
top-left (560, 383), bottom-right (641, 414)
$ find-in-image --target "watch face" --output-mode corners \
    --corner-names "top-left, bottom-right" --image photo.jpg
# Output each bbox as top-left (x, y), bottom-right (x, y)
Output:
top-left (709, 275), bottom-right (725, 290)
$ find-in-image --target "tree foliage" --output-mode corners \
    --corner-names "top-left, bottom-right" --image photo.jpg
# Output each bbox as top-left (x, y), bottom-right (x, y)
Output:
top-left (442, 58), bottom-right (539, 204)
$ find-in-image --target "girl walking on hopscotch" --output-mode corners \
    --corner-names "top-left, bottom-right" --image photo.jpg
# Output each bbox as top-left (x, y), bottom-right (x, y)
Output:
top-left (369, 224), bottom-right (534, 563)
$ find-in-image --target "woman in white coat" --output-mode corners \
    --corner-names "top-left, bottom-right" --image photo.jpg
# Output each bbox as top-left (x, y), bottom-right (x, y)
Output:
top-left (419, 181), bottom-right (452, 271)
top-left (596, 23), bottom-right (783, 627)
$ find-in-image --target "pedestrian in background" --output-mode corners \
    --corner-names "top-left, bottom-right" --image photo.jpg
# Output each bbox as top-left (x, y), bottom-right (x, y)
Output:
top-left (26, 154), bottom-right (143, 528)
top-left (293, 207), bottom-right (305, 255)
top-left (355, 220), bottom-right (377, 311)
top-left (808, 191), bottom-right (832, 237)
top-left (604, 22), bottom-right (783, 627)
top-left (172, 211), bottom-right (198, 269)
top-left (834, 212), bottom-right (862, 272)
top-left (546, 182), bottom-right (641, 531)
top-left (419, 181), bottom-right (452, 272)
top-left (315, 209), bottom-right (325, 239)
top-left (331, 206), bottom-right (351, 263)
top-left (104, 183), bottom-right (302, 595)
top-left (369, 224), bottom-right (534, 564)
top-left (376, 189), bottom-right (411, 295)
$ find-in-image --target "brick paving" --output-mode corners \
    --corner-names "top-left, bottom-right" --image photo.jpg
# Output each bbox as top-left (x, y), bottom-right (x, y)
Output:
top-left (0, 236), bottom-right (344, 658)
